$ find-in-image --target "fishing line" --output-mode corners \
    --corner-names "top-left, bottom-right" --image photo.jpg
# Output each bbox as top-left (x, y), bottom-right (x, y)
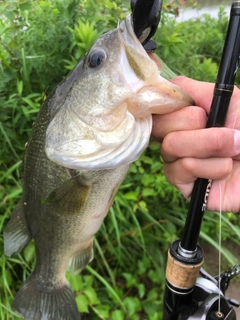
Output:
top-left (216, 93), bottom-right (240, 315)
top-left (217, 181), bottom-right (222, 314)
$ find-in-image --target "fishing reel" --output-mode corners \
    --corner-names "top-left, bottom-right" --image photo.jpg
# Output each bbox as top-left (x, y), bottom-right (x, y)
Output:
top-left (163, 240), bottom-right (240, 320)
top-left (191, 267), bottom-right (240, 320)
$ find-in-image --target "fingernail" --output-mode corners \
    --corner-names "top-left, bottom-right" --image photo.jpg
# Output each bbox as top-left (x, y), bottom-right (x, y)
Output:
top-left (234, 130), bottom-right (240, 153)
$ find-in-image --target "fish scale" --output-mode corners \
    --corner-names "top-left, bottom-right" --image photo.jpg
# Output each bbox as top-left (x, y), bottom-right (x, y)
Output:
top-left (4, 14), bottom-right (193, 320)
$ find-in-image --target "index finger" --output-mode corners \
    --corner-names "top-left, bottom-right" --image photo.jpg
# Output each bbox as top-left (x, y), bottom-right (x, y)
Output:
top-left (161, 127), bottom-right (240, 163)
top-left (172, 76), bottom-right (240, 129)
top-left (171, 76), bottom-right (214, 114)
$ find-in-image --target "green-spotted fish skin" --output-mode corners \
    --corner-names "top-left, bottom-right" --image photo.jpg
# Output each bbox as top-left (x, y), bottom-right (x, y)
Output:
top-left (5, 103), bottom-right (128, 320)
top-left (4, 14), bottom-right (193, 320)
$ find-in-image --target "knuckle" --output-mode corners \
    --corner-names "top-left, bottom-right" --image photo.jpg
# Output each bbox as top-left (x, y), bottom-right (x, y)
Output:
top-left (181, 158), bottom-right (195, 173)
top-left (222, 158), bottom-right (233, 176)
top-left (189, 107), bottom-right (206, 128)
top-left (209, 130), bottom-right (225, 153)
top-left (161, 133), bottom-right (177, 155)
top-left (163, 163), bottom-right (176, 185)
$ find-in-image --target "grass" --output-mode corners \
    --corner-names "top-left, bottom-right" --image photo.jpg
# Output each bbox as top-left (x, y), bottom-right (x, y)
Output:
top-left (1, 1), bottom-right (240, 319)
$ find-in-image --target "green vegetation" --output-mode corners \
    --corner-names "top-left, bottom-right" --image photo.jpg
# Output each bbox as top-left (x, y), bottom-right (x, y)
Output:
top-left (1, 1), bottom-right (239, 319)
top-left (156, 5), bottom-right (231, 83)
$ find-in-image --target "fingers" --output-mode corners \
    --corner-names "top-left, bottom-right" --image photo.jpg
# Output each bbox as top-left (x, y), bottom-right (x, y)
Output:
top-left (164, 157), bottom-right (233, 199)
top-left (152, 106), bottom-right (207, 142)
top-left (172, 76), bottom-right (240, 128)
top-left (151, 76), bottom-right (240, 213)
top-left (161, 128), bottom-right (240, 163)
top-left (152, 76), bottom-right (240, 142)
top-left (171, 76), bottom-right (214, 114)
top-left (161, 126), bottom-right (240, 204)
top-left (208, 162), bottom-right (240, 213)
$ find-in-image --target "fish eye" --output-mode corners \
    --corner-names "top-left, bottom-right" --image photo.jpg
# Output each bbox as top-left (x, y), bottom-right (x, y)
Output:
top-left (88, 49), bottom-right (107, 68)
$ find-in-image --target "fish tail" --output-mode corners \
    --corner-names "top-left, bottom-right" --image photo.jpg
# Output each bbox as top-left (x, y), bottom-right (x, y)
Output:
top-left (12, 274), bottom-right (81, 320)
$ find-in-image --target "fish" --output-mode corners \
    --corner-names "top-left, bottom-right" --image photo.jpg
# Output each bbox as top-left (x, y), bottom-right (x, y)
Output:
top-left (4, 14), bottom-right (193, 320)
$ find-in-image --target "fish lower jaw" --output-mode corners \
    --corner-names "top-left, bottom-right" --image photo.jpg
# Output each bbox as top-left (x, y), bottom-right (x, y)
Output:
top-left (127, 82), bottom-right (194, 118)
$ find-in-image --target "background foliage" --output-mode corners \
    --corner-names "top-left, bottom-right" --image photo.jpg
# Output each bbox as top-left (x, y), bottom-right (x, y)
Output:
top-left (1, 0), bottom-right (239, 319)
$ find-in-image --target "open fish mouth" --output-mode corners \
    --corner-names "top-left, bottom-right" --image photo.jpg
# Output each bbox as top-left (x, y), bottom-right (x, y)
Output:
top-left (45, 15), bottom-right (193, 171)
top-left (118, 14), bottom-right (194, 118)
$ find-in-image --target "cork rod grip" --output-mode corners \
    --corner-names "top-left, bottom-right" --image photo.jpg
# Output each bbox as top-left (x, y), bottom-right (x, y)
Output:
top-left (166, 250), bottom-right (204, 289)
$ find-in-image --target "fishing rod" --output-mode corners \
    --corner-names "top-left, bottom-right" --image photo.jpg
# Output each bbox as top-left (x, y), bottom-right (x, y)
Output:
top-left (131, 0), bottom-right (240, 318)
top-left (163, 2), bottom-right (240, 319)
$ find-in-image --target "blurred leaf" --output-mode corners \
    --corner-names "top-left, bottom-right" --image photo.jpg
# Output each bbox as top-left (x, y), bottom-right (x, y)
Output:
top-left (93, 304), bottom-right (110, 319)
top-left (111, 309), bottom-right (125, 320)
top-left (142, 188), bottom-right (157, 197)
top-left (123, 297), bottom-right (141, 317)
top-left (123, 191), bottom-right (138, 201)
top-left (23, 241), bottom-right (35, 263)
top-left (84, 287), bottom-right (100, 305)
top-left (122, 273), bottom-right (135, 287)
top-left (76, 294), bottom-right (89, 313)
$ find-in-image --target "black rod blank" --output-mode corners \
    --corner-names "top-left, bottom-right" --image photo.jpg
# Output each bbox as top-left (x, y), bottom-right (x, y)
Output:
top-left (181, 1), bottom-right (240, 252)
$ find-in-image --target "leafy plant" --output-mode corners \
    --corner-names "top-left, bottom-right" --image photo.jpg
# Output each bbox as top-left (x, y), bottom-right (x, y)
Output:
top-left (1, 1), bottom-right (239, 319)
top-left (64, 20), bottom-right (101, 70)
top-left (155, 6), bottom-right (231, 83)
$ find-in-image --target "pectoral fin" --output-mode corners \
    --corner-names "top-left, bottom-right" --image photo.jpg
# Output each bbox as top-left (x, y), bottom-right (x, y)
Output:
top-left (42, 177), bottom-right (91, 215)
top-left (68, 240), bottom-right (94, 274)
top-left (4, 201), bottom-right (32, 257)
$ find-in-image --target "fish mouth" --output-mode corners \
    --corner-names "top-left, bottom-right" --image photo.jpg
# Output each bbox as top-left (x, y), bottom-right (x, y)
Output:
top-left (45, 15), bottom-right (194, 172)
top-left (118, 15), bottom-right (194, 117)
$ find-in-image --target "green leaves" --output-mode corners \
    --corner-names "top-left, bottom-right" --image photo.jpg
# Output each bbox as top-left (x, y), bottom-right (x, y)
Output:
top-left (67, 273), bottom-right (101, 314)
top-left (111, 310), bottom-right (125, 320)
top-left (70, 20), bottom-right (100, 58)
top-left (123, 297), bottom-right (142, 317)
top-left (1, 1), bottom-right (240, 320)
top-left (65, 20), bottom-right (100, 70)
top-left (156, 8), bottom-right (230, 83)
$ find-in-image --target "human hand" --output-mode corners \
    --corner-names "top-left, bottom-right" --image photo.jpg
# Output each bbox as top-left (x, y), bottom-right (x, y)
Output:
top-left (152, 76), bottom-right (240, 213)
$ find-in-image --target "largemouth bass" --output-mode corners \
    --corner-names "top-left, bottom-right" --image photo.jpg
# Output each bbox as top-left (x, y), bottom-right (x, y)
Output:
top-left (4, 15), bottom-right (193, 320)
